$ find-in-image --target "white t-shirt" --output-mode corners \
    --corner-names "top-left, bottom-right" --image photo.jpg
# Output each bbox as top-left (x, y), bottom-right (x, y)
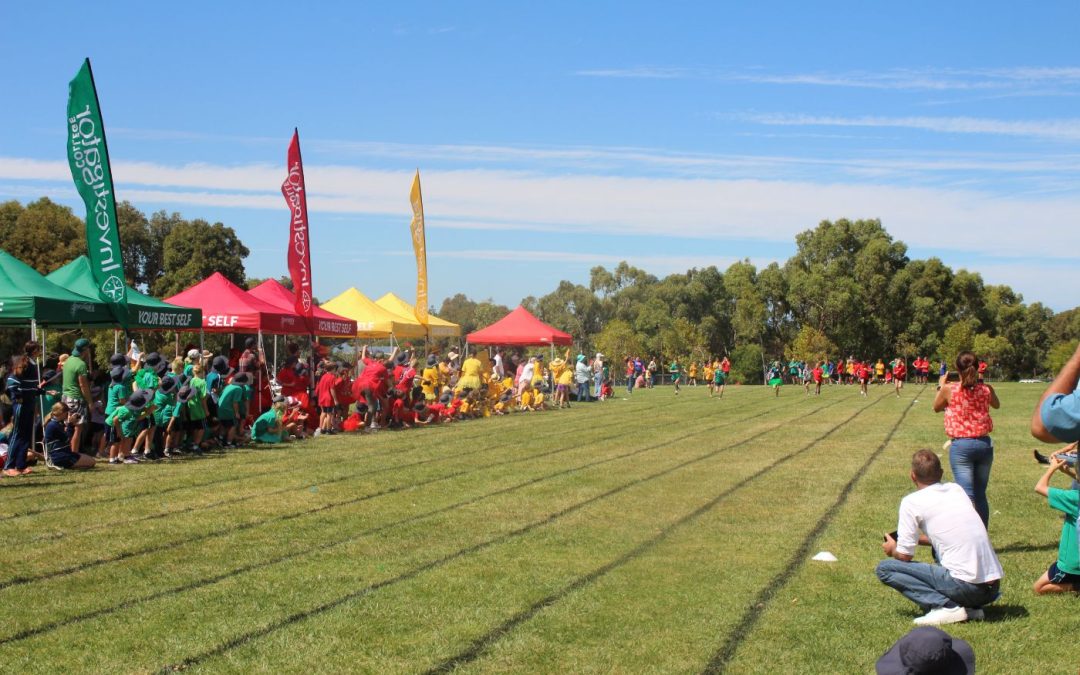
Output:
top-left (895, 482), bottom-right (1003, 584)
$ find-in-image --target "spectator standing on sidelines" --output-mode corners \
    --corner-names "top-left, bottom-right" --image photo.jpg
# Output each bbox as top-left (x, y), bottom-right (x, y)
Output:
top-left (61, 338), bottom-right (94, 454)
top-left (933, 351), bottom-right (999, 527)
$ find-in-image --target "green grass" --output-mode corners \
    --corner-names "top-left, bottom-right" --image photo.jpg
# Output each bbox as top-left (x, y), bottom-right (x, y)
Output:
top-left (0, 382), bottom-right (1074, 673)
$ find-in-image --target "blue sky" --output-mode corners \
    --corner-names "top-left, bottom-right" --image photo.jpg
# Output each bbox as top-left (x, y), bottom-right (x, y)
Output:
top-left (2, 2), bottom-right (1080, 311)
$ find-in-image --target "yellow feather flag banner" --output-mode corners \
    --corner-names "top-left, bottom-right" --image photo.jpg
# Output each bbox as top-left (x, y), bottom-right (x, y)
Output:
top-left (409, 169), bottom-right (429, 325)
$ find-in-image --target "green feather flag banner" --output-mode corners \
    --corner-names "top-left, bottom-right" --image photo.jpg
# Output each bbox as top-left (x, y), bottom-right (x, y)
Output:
top-left (67, 58), bottom-right (129, 328)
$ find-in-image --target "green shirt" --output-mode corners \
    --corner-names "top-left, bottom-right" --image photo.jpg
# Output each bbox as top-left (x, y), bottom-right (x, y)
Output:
top-left (217, 384), bottom-right (244, 420)
top-left (61, 355), bottom-right (88, 400)
top-left (105, 382), bottom-right (127, 416)
top-left (251, 409), bottom-right (281, 441)
top-left (152, 390), bottom-right (176, 426)
top-left (1049, 487), bottom-right (1080, 574)
top-left (106, 406), bottom-right (142, 438)
top-left (187, 376), bottom-right (207, 421)
top-left (135, 367), bottom-right (159, 391)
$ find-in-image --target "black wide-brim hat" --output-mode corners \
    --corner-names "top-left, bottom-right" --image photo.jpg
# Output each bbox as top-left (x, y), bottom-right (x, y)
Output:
top-left (158, 376), bottom-right (178, 394)
top-left (232, 372), bottom-right (252, 386)
top-left (212, 355), bottom-right (232, 375)
top-left (876, 627), bottom-right (973, 675)
top-left (177, 386), bottom-right (196, 403)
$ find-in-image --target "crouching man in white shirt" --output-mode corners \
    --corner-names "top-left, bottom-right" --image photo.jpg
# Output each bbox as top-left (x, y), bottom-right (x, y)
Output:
top-left (877, 449), bottom-right (1003, 626)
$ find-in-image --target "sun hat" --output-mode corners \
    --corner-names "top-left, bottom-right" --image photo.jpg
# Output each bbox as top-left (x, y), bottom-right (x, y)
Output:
top-left (153, 360), bottom-right (170, 378)
top-left (875, 627), bottom-right (973, 675)
top-left (110, 353), bottom-right (128, 367)
top-left (126, 390), bottom-right (150, 412)
top-left (232, 372), bottom-right (252, 386)
top-left (158, 376), bottom-right (178, 394)
top-left (577, 354), bottom-right (586, 362)
top-left (187, 349), bottom-right (200, 360)
top-left (200, 349), bottom-right (213, 360)
top-left (177, 386), bottom-right (195, 403)
top-left (145, 352), bottom-right (163, 367)
top-left (109, 366), bottom-right (130, 383)
top-left (211, 355), bottom-right (232, 375)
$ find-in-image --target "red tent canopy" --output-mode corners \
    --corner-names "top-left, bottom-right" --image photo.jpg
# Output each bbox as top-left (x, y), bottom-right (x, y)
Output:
top-left (467, 306), bottom-right (573, 346)
top-left (247, 280), bottom-right (358, 337)
top-left (164, 272), bottom-right (300, 333)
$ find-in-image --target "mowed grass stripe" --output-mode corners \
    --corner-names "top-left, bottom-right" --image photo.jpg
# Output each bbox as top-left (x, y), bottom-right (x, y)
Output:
top-left (701, 387), bottom-right (924, 674)
top-left (0, 392), bottom-right (700, 518)
top-left (417, 390), bottom-right (895, 674)
top-left (0, 391), bottom-right (829, 648)
top-left (12, 393), bottom-right (720, 546)
top-left (0, 389), bottom-right (783, 590)
top-left (153, 392), bottom-right (874, 672)
top-left (0, 392), bottom-right (832, 646)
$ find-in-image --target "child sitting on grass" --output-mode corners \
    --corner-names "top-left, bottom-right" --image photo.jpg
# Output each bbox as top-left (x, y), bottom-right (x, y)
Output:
top-left (43, 403), bottom-right (96, 470)
top-left (1033, 453), bottom-right (1080, 594)
top-left (251, 398), bottom-right (288, 444)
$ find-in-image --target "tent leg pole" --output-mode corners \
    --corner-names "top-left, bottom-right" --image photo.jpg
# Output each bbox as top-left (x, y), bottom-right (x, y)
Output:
top-left (273, 335), bottom-right (278, 377)
top-left (258, 329), bottom-right (263, 407)
top-left (114, 329), bottom-right (119, 354)
top-left (30, 319), bottom-right (37, 341)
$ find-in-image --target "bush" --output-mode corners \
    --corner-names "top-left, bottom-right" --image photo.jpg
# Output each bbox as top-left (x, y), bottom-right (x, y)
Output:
top-left (730, 344), bottom-right (764, 384)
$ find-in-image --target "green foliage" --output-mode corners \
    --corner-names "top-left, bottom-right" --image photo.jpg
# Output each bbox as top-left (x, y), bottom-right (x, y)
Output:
top-left (152, 218), bottom-right (250, 298)
top-left (939, 320), bottom-right (976, 363)
top-left (0, 198), bottom-right (85, 274)
top-left (1044, 340), bottom-right (1079, 374)
top-left (436, 294), bottom-right (511, 335)
top-left (786, 326), bottom-right (837, 363)
top-left (593, 319), bottom-right (641, 364)
top-left (729, 343), bottom-right (763, 384)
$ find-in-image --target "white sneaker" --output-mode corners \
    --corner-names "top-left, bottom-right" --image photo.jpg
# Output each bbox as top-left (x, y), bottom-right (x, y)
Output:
top-left (965, 608), bottom-right (985, 621)
top-left (913, 606), bottom-right (968, 626)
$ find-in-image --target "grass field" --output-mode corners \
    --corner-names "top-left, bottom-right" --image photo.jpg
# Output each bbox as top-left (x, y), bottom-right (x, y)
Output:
top-left (1, 382), bottom-right (1076, 674)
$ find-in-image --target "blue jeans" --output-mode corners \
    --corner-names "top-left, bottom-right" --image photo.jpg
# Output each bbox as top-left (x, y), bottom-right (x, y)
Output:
top-left (575, 381), bottom-right (589, 401)
top-left (949, 436), bottom-right (993, 527)
top-left (876, 559), bottom-right (999, 612)
top-left (593, 372), bottom-right (603, 397)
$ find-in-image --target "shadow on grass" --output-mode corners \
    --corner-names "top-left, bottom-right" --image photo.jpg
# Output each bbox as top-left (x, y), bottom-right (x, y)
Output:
top-left (984, 604), bottom-right (1030, 622)
top-left (996, 541), bottom-right (1057, 554)
top-left (897, 604), bottom-right (1030, 623)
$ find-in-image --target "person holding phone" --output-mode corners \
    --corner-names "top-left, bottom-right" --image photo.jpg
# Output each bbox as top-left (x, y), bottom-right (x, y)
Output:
top-left (933, 351), bottom-right (1000, 527)
top-left (877, 450), bottom-right (1002, 626)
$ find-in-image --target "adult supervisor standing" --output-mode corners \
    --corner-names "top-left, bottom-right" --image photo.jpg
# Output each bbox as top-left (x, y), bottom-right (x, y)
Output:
top-left (61, 337), bottom-right (95, 454)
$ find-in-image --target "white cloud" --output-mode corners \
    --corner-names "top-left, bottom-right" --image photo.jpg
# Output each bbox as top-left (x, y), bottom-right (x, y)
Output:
top-left (3, 155), bottom-right (1080, 266)
top-left (749, 113), bottom-right (1080, 142)
top-left (577, 65), bottom-right (1080, 93)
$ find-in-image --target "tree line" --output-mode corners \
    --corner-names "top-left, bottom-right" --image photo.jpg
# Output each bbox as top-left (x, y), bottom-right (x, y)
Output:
top-left (439, 218), bottom-right (1077, 383)
top-left (2, 198), bottom-right (1076, 382)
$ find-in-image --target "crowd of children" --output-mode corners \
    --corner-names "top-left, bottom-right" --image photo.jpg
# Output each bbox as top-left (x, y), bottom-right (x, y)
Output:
top-left (0, 340), bottom-right (614, 474)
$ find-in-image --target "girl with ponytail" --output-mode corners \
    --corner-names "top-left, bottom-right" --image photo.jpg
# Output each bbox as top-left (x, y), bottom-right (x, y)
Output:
top-left (932, 350), bottom-right (1000, 527)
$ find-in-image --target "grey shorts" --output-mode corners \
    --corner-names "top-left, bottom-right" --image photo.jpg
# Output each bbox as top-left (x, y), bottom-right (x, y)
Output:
top-left (62, 396), bottom-right (88, 424)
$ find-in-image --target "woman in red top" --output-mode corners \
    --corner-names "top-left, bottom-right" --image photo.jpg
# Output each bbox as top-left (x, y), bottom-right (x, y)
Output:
top-left (932, 350), bottom-right (1000, 527)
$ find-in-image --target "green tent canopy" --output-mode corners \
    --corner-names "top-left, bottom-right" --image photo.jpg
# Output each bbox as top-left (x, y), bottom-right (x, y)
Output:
top-left (46, 256), bottom-right (201, 330)
top-left (0, 249), bottom-right (113, 327)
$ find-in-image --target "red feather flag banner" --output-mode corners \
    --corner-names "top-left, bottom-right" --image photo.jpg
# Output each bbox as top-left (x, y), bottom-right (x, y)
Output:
top-left (281, 128), bottom-right (314, 329)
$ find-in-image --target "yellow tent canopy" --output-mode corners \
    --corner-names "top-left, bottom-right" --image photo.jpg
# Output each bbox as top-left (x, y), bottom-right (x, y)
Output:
top-left (375, 292), bottom-right (462, 338)
top-left (320, 287), bottom-right (428, 339)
